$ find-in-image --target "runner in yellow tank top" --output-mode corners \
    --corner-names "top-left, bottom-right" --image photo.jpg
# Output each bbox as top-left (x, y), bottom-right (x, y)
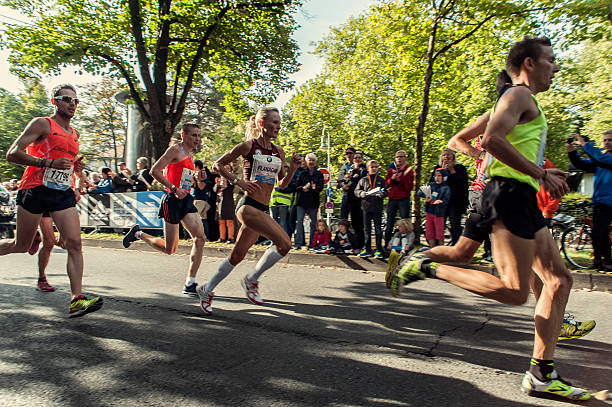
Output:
top-left (391, 37), bottom-right (590, 401)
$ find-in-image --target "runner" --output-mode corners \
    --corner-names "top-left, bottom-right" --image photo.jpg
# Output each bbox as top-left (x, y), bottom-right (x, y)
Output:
top-left (28, 214), bottom-right (59, 292)
top-left (122, 124), bottom-right (206, 296)
top-left (1, 84), bottom-right (103, 318)
top-left (195, 107), bottom-right (301, 315)
top-left (391, 37), bottom-right (591, 401)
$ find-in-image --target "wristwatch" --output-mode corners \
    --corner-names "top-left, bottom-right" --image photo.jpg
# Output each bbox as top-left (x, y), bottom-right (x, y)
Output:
top-left (171, 185), bottom-right (178, 194)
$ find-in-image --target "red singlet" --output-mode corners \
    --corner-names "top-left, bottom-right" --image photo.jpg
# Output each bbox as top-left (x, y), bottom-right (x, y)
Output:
top-left (163, 144), bottom-right (195, 192)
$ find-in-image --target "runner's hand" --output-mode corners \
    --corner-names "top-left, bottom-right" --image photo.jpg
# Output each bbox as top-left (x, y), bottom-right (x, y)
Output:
top-left (52, 157), bottom-right (73, 170)
top-left (74, 156), bottom-right (86, 172)
top-left (174, 188), bottom-right (188, 199)
top-left (541, 169), bottom-right (569, 200)
top-left (290, 152), bottom-right (302, 167)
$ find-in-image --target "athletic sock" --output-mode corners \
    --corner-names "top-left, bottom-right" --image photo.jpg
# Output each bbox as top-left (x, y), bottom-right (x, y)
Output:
top-left (134, 231), bottom-right (143, 239)
top-left (205, 258), bottom-right (235, 292)
top-left (528, 358), bottom-right (555, 381)
top-left (247, 245), bottom-right (284, 281)
top-left (421, 259), bottom-right (437, 278)
top-left (185, 276), bottom-right (196, 286)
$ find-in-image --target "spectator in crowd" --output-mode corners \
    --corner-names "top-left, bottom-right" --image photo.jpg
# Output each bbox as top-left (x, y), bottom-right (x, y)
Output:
top-left (429, 149), bottom-right (468, 245)
top-left (111, 162), bottom-right (135, 192)
top-left (203, 160), bottom-right (220, 242)
top-left (567, 130), bottom-right (612, 271)
top-left (89, 172), bottom-right (101, 186)
top-left (214, 165), bottom-right (235, 243)
top-left (536, 158), bottom-right (562, 228)
top-left (420, 168), bottom-right (450, 247)
top-left (193, 159), bottom-right (213, 238)
top-left (131, 157), bottom-right (154, 192)
top-left (88, 167), bottom-right (114, 194)
top-left (387, 218), bottom-right (415, 256)
top-left (287, 157), bottom-right (307, 240)
top-left (343, 151), bottom-right (367, 249)
top-left (294, 153), bottom-right (324, 249)
top-left (384, 150), bottom-right (414, 250)
top-left (7, 179), bottom-right (19, 192)
top-left (355, 159), bottom-right (387, 259)
top-left (328, 219), bottom-right (358, 254)
top-left (311, 219), bottom-right (332, 252)
top-left (336, 147), bottom-right (355, 220)
top-left (270, 164), bottom-right (293, 235)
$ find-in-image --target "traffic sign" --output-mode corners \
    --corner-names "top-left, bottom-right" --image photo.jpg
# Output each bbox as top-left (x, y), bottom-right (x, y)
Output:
top-left (325, 201), bottom-right (334, 210)
top-left (319, 168), bottom-right (331, 184)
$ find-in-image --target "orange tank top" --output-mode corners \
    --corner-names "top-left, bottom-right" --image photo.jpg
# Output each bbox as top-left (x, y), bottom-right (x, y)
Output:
top-left (163, 144), bottom-right (195, 192)
top-left (19, 117), bottom-right (79, 191)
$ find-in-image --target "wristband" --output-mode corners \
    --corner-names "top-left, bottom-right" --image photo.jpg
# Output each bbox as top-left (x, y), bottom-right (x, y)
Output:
top-left (50, 159), bottom-right (54, 168)
top-left (171, 185), bottom-right (178, 194)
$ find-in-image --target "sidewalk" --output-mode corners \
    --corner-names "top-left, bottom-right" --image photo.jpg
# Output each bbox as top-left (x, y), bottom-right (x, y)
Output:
top-left (82, 238), bottom-right (612, 292)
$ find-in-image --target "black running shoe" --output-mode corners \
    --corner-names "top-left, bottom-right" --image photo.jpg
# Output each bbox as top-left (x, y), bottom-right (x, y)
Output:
top-left (182, 282), bottom-right (198, 296)
top-left (123, 224), bottom-right (141, 248)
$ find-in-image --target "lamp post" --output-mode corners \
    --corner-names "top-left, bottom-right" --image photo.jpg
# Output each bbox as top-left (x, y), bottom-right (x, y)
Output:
top-left (319, 126), bottom-right (331, 225)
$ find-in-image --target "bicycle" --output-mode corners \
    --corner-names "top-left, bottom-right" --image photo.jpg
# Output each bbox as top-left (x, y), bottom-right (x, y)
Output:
top-left (560, 202), bottom-right (593, 269)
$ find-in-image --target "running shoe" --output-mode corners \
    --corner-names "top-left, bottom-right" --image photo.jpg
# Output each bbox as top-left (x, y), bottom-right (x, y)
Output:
top-left (241, 276), bottom-right (264, 305)
top-left (196, 285), bottom-right (214, 315)
top-left (559, 314), bottom-right (596, 341)
top-left (520, 370), bottom-right (590, 401)
top-left (358, 250), bottom-right (370, 258)
top-left (386, 251), bottom-right (401, 289)
top-left (37, 277), bottom-right (56, 292)
top-left (28, 231), bottom-right (42, 255)
top-left (182, 282), bottom-right (198, 296)
top-left (122, 224), bottom-right (141, 248)
top-left (68, 295), bottom-right (103, 318)
top-left (390, 257), bottom-right (429, 297)
top-left (373, 251), bottom-right (383, 259)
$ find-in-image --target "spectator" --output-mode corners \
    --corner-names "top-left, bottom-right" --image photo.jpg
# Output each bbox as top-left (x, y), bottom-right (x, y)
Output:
top-left (214, 165), bottom-right (235, 243)
top-left (336, 147), bottom-right (355, 220)
top-left (536, 158), bottom-right (562, 228)
top-left (567, 131), bottom-right (612, 271)
top-left (328, 219), bottom-right (358, 254)
top-left (287, 157), bottom-right (307, 240)
top-left (419, 168), bottom-right (450, 247)
top-left (429, 148), bottom-right (468, 245)
top-left (294, 153), bottom-right (324, 249)
top-left (132, 157), bottom-right (154, 192)
top-left (312, 219), bottom-right (332, 251)
top-left (355, 159), bottom-right (386, 259)
top-left (343, 151), bottom-right (367, 249)
top-left (270, 164), bottom-right (293, 235)
top-left (88, 167), bottom-right (114, 194)
top-left (193, 159), bottom-right (213, 238)
top-left (387, 218), bottom-right (415, 256)
top-left (384, 150), bottom-right (414, 249)
top-left (89, 172), bottom-right (101, 186)
top-left (7, 179), bottom-right (19, 192)
top-left (111, 162), bottom-right (135, 192)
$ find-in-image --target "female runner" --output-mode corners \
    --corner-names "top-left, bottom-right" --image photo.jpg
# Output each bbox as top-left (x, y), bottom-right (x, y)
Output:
top-left (196, 107), bottom-right (301, 314)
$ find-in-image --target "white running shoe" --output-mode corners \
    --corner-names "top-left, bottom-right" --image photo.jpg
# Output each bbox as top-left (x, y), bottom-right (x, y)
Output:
top-left (241, 276), bottom-right (264, 305)
top-left (520, 371), bottom-right (590, 401)
top-left (196, 284), bottom-right (214, 315)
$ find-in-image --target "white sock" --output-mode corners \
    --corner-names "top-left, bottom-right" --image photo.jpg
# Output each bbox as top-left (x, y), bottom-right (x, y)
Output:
top-left (247, 246), bottom-right (284, 282)
top-left (134, 231), bottom-right (143, 239)
top-left (185, 276), bottom-right (196, 286)
top-left (205, 258), bottom-right (235, 292)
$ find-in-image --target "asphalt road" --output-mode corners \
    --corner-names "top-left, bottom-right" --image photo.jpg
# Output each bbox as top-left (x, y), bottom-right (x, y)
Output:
top-left (0, 246), bottom-right (610, 407)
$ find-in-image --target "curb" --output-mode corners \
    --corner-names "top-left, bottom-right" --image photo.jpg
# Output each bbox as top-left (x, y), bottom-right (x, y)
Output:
top-left (82, 238), bottom-right (611, 293)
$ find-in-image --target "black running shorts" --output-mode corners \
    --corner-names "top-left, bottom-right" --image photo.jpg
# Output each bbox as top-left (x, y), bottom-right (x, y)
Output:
top-left (158, 193), bottom-right (198, 225)
top-left (462, 189), bottom-right (491, 243)
top-left (479, 176), bottom-right (547, 240)
top-left (235, 195), bottom-right (270, 214)
top-left (16, 185), bottom-right (76, 215)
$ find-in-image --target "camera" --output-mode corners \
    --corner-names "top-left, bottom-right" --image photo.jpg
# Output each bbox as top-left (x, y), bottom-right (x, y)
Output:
top-left (567, 135), bottom-right (589, 144)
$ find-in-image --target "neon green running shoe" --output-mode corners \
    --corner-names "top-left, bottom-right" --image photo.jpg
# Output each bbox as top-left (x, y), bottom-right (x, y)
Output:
top-left (520, 371), bottom-right (590, 401)
top-left (390, 259), bottom-right (426, 297)
top-left (69, 295), bottom-right (104, 318)
top-left (385, 251), bottom-right (401, 289)
top-left (558, 314), bottom-right (596, 341)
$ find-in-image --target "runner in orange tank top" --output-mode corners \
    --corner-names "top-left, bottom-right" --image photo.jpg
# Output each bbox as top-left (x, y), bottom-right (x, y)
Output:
top-left (1, 84), bottom-right (103, 318)
top-left (122, 123), bottom-right (207, 296)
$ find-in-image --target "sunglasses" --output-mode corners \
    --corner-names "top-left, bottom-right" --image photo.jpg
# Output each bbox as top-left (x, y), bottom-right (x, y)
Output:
top-left (54, 96), bottom-right (79, 105)
top-left (395, 155), bottom-right (406, 158)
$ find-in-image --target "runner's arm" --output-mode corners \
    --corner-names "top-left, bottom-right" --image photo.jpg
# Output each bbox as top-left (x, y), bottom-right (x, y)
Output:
top-left (447, 112), bottom-right (489, 159)
top-left (6, 118), bottom-right (51, 167)
top-left (278, 148), bottom-right (301, 190)
top-left (213, 142), bottom-right (259, 194)
top-left (150, 144), bottom-right (181, 191)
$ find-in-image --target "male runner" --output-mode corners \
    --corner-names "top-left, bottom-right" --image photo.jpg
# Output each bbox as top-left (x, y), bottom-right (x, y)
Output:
top-left (391, 37), bottom-right (590, 400)
top-left (122, 124), bottom-right (206, 296)
top-left (1, 84), bottom-right (103, 318)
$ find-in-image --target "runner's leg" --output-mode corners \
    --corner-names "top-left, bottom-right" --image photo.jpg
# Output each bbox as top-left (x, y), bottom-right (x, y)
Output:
top-left (0, 206), bottom-right (41, 255)
top-left (139, 222), bottom-right (180, 254)
top-left (181, 212), bottom-right (206, 279)
top-left (50, 207), bottom-right (84, 299)
top-left (38, 217), bottom-right (56, 279)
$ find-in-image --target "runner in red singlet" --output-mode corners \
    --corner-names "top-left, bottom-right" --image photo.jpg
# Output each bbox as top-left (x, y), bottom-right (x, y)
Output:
top-left (194, 107), bottom-right (301, 315)
top-left (122, 123), bottom-right (207, 296)
top-left (1, 84), bottom-right (102, 318)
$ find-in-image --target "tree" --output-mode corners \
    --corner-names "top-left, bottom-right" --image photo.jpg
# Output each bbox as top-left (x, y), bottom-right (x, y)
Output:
top-left (1, 0), bottom-right (302, 160)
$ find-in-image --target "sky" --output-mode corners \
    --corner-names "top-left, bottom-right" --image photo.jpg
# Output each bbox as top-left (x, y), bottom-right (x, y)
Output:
top-left (0, 0), bottom-right (374, 107)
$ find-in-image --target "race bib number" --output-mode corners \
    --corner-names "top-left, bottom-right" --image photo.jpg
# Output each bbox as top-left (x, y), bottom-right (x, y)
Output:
top-left (180, 168), bottom-right (194, 190)
top-left (42, 168), bottom-right (72, 191)
top-left (250, 154), bottom-right (282, 185)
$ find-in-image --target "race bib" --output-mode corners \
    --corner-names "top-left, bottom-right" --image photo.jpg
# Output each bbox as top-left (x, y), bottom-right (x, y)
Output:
top-left (42, 167), bottom-right (72, 191)
top-left (250, 154), bottom-right (282, 185)
top-left (180, 168), bottom-right (194, 190)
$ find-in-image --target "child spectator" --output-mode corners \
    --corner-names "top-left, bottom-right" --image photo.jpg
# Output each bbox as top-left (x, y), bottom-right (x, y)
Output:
top-left (311, 219), bottom-right (332, 252)
top-left (387, 218), bottom-right (415, 255)
top-left (328, 219), bottom-right (358, 254)
top-left (418, 168), bottom-right (450, 247)
top-left (355, 159), bottom-right (387, 259)
top-left (214, 165), bottom-right (235, 243)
